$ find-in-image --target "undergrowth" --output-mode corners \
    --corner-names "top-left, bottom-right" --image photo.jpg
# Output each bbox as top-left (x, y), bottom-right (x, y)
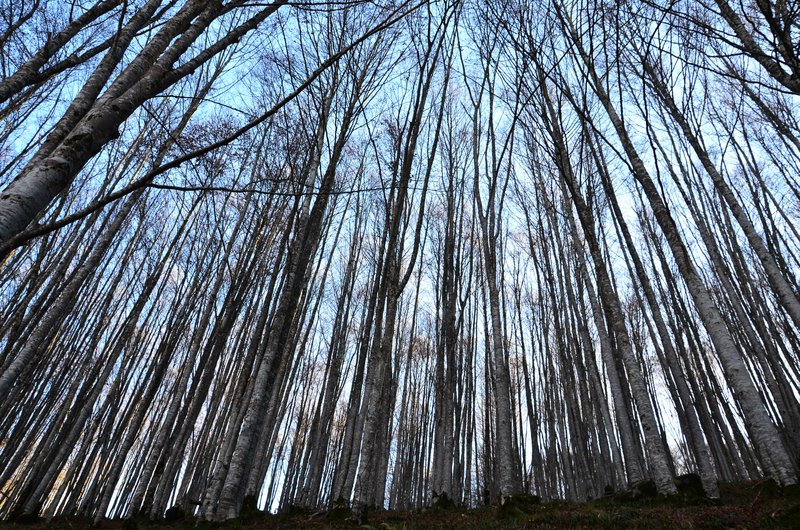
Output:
top-left (3, 479), bottom-right (799, 529)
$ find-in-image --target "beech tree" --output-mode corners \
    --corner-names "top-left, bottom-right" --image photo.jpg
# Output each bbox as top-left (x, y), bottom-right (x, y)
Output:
top-left (2, 0), bottom-right (800, 522)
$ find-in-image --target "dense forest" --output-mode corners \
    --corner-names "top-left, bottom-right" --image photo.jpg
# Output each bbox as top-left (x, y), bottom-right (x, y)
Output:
top-left (1, 0), bottom-right (799, 524)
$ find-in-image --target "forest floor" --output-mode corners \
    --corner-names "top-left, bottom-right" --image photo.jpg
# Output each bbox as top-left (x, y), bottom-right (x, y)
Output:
top-left (2, 479), bottom-right (799, 529)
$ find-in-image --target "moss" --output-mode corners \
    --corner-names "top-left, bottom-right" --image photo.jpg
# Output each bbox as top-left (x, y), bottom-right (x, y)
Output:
top-left (163, 505), bottom-right (187, 523)
top-left (764, 479), bottom-right (786, 497)
top-left (237, 495), bottom-right (266, 523)
top-left (631, 480), bottom-right (658, 500)
top-left (281, 504), bottom-right (312, 517)
top-left (781, 483), bottom-right (800, 500)
top-left (324, 505), bottom-right (352, 522)
top-left (10, 513), bottom-right (42, 526)
top-left (770, 503), bottom-right (800, 527)
top-left (6, 480), bottom-right (798, 529)
top-left (495, 493), bottom-right (541, 521)
top-left (221, 518), bottom-right (243, 529)
top-left (675, 474), bottom-right (704, 496)
top-left (8, 502), bottom-right (43, 526)
top-left (431, 491), bottom-right (455, 509)
top-left (120, 519), bottom-right (140, 530)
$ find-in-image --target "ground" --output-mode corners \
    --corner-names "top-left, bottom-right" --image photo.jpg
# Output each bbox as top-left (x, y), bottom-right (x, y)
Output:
top-left (3, 480), bottom-right (799, 529)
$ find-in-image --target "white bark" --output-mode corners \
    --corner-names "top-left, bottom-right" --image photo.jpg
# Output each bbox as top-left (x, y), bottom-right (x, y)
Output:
top-left (556, 6), bottom-right (798, 484)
